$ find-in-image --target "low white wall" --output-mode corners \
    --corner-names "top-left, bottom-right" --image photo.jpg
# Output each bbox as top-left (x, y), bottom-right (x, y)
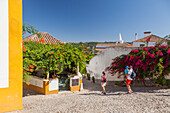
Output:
top-left (86, 47), bottom-right (141, 81)
top-left (49, 79), bottom-right (59, 91)
top-left (27, 76), bottom-right (44, 88)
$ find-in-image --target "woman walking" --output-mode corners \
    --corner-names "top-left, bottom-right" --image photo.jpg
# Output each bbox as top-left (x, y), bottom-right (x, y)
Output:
top-left (101, 71), bottom-right (107, 95)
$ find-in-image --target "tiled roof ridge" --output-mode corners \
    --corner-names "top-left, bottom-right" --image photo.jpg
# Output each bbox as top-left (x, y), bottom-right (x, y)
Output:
top-left (133, 34), bottom-right (167, 42)
top-left (23, 32), bottom-right (59, 44)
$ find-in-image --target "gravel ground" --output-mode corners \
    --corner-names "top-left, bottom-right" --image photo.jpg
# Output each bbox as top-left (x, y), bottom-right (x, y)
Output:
top-left (7, 79), bottom-right (170, 113)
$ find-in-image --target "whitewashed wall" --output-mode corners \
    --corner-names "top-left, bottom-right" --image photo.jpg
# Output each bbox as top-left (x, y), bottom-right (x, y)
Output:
top-left (86, 47), bottom-right (140, 81)
top-left (133, 42), bottom-right (168, 47)
top-left (0, 0), bottom-right (9, 88)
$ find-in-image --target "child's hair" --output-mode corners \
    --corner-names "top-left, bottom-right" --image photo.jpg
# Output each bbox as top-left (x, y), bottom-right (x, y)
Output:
top-left (102, 71), bottom-right (106, 75)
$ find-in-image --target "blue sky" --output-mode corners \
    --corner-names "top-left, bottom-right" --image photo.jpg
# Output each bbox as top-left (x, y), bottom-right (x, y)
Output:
top-left (23, 0), bottom-right (170, 42)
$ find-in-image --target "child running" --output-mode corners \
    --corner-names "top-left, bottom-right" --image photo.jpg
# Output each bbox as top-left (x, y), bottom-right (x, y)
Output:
top-left (101, 71), bottom-right (107, 95)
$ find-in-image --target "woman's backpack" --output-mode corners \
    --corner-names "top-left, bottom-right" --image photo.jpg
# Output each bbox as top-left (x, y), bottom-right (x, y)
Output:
top-left (130, 70), bottom-right (136, 79)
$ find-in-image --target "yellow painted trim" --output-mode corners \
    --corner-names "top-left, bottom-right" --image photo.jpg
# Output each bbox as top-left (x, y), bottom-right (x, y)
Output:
top-left (43, 81), bottom-right (58, 95)
top-left (70, 86), bottom-right (80, 92)
top-left (24, 81), bottom-right (58, 95)
top-left (70, 79), bottom-right (82, 92)
top-left (0, 0), bottom-right (23, 112)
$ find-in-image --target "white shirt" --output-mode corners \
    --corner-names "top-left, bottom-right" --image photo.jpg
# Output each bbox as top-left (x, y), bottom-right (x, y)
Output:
top-left (127, 69), bottom-right (133, 80)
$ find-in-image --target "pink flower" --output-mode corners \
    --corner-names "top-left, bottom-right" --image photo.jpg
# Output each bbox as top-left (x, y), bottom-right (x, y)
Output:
top-left (149, 47), bottom-right (156, 49)
top-left (167, 49), bottom-right (170, 54)
top-left (136, 59), bottom-right (142, 66)
top-left (131, 49), bottom-right (139, 53)
top-left (131, 50), bottom-right (134, 52)
top-left (156, 50), bottom-right (163, 56)
top-left (147, 52), bottom-right (155, 58)
top-left (160, 45), bottom-right (167, 48)
top-left (134, 49), bottom-right (139, 53)
top-left (150, 54), bottom-right (156, 58)
top-left (129, 56), bottom-right (134, 61)
top-left (125, 56), bottom-right (129, 62)
top-left (143, 47), bottom-right (148, 50)
top-left (146, 36), bottom-right (151, 42)
top-left (142, 65), bottom-right (148, 70)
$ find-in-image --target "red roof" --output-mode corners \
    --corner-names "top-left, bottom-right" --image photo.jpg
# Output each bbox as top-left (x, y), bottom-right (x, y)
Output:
top-left (96, 43), bottom-right (116, 47)
top-left (23, 32), bottom-right (59, 44)
top-left (133, 35), bottom-right (168, 42)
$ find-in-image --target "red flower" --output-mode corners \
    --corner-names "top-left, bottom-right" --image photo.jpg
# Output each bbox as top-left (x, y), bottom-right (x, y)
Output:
top-left (61, 43), bottom-right (64, 45)
top-left (26, 69), bottom-right (29, 71)
top-left (23, 48), bottom-right (27, 52)
top-left (30, 69), bottom-right (34, 72)
top-left (29, 65), bottom-right (34, 68)
top-left (26, 82), bottom-right (30, 85)
top-left (56, 58), bottom-right (58, 60)
top-left (40, 39), bottom-right (45, 43)
top-left (52, 52), bottom-right (54, 54)
top-left (24, 71), bottom-right (26, 74)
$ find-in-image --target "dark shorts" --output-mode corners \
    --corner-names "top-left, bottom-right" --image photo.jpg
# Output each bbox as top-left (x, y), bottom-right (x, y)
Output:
top-left (126, 79), bottom-right (132, 85)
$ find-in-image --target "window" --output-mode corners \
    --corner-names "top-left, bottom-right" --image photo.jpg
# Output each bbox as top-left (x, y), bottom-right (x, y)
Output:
top-left (72, 79), bottom-right (79, 86)
top-left (140, 44), bottom-right (145, 47)
top-left (70, 77), bottom-right (79, 87)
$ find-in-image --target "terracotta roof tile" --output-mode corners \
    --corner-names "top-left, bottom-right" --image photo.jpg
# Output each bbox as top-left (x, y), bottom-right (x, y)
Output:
top-left (133, 35), bottom-right (169, 42)
top-left (96, 43), bottom-right (116, 47)
top-left (109, 42), bottom-right (130, 47)
top-left (23, 32), bottom-right (59, 44)
top-left (126, 43), bottom-right (133, 47)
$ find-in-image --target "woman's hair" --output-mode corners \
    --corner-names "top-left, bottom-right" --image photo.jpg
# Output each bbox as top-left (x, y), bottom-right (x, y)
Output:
top-left (102, 71), bottom-right (106, 75)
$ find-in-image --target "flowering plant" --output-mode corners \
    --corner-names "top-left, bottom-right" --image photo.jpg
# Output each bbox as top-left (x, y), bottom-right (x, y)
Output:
top-left (106, 45), bottom-right (170, 86)
top-left (23, 40), bottom-right (94, 81)
top-left (22, 24), bottom-right (94, 81)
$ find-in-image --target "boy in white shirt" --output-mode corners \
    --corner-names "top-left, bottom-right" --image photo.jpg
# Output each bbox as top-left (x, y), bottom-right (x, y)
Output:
top-left (126, 66), bottom-right (133, 93)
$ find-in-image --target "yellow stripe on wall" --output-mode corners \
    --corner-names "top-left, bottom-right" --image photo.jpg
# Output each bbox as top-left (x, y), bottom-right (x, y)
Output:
top-left (0, 0), bottom-right (23, 112)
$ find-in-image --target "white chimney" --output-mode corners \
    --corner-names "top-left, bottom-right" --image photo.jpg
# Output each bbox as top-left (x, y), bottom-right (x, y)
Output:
top-left (144, 31), bottom-right (151, 37)
top-left (135, 33), bottom-right (137, 40)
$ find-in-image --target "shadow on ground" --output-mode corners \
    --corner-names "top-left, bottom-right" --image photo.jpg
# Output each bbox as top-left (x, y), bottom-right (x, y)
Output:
top-left (83, 79), bottom-right (169, 94)
top-left (23, 88), bottom-right (43, 97)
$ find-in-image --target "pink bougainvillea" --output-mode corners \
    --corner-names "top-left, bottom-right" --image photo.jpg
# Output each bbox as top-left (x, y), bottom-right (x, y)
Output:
top-left (156, 50), bottom-right (163, 56)
top-left (167, 48), bottom-right (170, 54)
top-left (106, 44), bottom-right (170, 86)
